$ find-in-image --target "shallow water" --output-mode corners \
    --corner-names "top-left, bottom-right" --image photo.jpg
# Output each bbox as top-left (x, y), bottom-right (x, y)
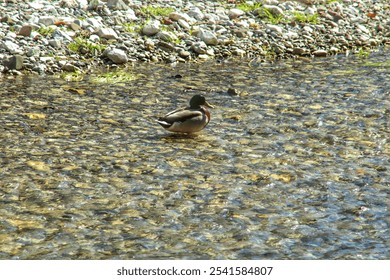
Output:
top-left (0, 51), bottom-right (389, 259)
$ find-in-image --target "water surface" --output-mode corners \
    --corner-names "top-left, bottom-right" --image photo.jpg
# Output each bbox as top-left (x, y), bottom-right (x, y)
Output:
top-left (0, 51), bottom-right (389, 259)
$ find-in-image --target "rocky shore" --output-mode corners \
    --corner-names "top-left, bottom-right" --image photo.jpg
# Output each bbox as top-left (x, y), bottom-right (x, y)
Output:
top-left (0, 0), bottom-right (389, 75)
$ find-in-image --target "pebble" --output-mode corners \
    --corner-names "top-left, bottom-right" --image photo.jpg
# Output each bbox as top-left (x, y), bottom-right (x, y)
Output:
top-left (228, 9), bottom-right (245, 19)
top-left (0, 0), bottom-right (387, 74)
top-left (4, 55), bottom-right (24, 70)
top-left (105, 48), bottom-right (128, 64)
top-left (198, 29), bottom-right (218, 46)
top-left (142, 20), bottom-right (160, 36)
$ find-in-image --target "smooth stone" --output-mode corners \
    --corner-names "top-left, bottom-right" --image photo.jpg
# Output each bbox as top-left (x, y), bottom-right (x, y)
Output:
top-left (86, 18), bottom-right (102, 29)
top-left (169, 12), bottom-right (195, 24)
top-left (62, 63), bottom-right (80, 72)
top-left (192, 41), bottom-right (208, 54)
top-left (38, 16), bottom-right (56, 26)
top-left (178, 19), bottom-right (190, 30)
top-left (4, 55), bottom-right (24, 70)
top-left (188, 6), bottom-right (204, 20)
top-left (97, 28), bottom-right (118, 39)
top-left (1, 40), bottom-right (21, 54)
top-left (178, 50), bottom-right (190, 58)
top-left (27, 47), bottom-right (40, 57)
top-left (266, 24), bottom-right (283, 35)
top-left (292, 47), bottom-right (306, 55)
top-left (106, 48), bottom-right (128, 64)
top-left (357, 24), bottom-right (370, 34)
top-left (19, 25), bottom-right (33, 37)
top-left (142, 20), bottom-right (160, 36)
top-left (124, 9), bottom-right (138, 21)
top-left (48, 39), bottom-right (61, 48)
top-left (52, 29), bottom-right (73, 41)
top-left (198, 29), bottom-right (218, 46)
top-left (157, 31), bottom-right (177, 42)
top-left (106, 0), bottom-right (129, 10)
top-left (313, 49), bottom-right (328, 57)
top-left (228, 8), bottom-right (245, 19)
top-left (262, 5), bottom-right (284, 16)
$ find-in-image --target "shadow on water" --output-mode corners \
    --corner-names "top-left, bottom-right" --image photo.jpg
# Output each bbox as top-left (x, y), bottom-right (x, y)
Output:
top-left (0, 51), bottom-right (389, 259)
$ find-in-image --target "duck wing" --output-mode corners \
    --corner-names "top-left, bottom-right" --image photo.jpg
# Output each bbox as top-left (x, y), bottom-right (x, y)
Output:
top-left (159, 108), bottom-right (203, 124)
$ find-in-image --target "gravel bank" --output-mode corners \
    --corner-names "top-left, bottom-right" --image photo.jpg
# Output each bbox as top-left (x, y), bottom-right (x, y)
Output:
top-left (0, 0), bottom-right (389, 75)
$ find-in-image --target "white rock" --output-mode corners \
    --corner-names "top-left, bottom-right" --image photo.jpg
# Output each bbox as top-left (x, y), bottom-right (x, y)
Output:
top-left (53, 29), bottom-right (73, 41)
top-left (228, 8), bottom-right (245, 19)
top-left (86, 18), bottom-right (102, 29)
top-left (178, 19), bottom-right (190, 30)
top-left (107, 0), bottom-right (129, 10)
top-left (263, 5), bottom-right (284, 16)
top-left (1, 40), bottom-right (21, 54)
top-left (192, 41), bottom-right (208, 54)
top-left (357, 24), bottom-right (369, 34)
top-left (142, 20), bottom-right (160, 36)
top-left (266, 24), bottom-right (283, 35)
top-left (124, 9), bottom-right (138, 21)
top-left (198, 29), bottom-right (218, 46)
top-left (188, 6), bottom-right (204, 20)
top-left (313, 49), bottom-right (327, 57)
top-left (157, 31), bottom-right (177, 42)
top-left (38, 16), bottom-right (56, 26)
top-left (89, 34), bottom-right (100, 42)
top-left (97, 28), bottom-right (118, 39)
top-left (106, 48), bottom-right (128, 64)
top-left (169, 12), bottom-right (195, 24)
top-left (49, 39), bottom-right (61, 48)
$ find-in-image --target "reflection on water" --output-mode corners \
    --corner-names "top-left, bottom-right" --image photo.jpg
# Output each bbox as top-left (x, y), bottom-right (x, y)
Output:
top-left (0, 52), bottom-right (389, 259)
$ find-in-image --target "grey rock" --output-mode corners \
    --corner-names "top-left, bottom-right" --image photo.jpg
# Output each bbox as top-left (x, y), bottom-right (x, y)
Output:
top-left (178, 50), bottom-right (191, 58)
top-left (53, 29), bottom-right (73, 41)
top-left (27, 47), bottom-right (40, 57)
top-left (157, 31), bottom-right (177, 42)
top-left (192, 41), bottom-right (208, 54)
top-left (262, 5), bottom-right (284, 16)
top-left (188, 7), bottom-right (204, 20)
top-left (38, 16), bottom-right (56, 26)
top-left (1, 40), bottom-right (21, 54)
top-left (198, 29), bottom-right (218, 45)
top-left (178, 19), bottom-right (190, 30)
top-left (86, 18), bottom-right (102, 29)
top-left (142, 20), bottom-right (160, 36)
top-left (49, 39), bottom-right (62, 48)
top-left (107, 0), bottom-right (129, 10)
top-left (97, 28), bottom-right (118, 39)
top-left (266, 24), bottom-right (283, 35)
top-left (106, 48), bottom-right (128, 64)
top-left (62, 63), bottom-right (80, 72)
top-left (292, 47), bottom-right (307, 55)
top-left (228, 8), bottom-right (245, 19)
top-left (313, 50), bottom-right (327, 57)
top-left (4, 55), bottom-right (24, 70)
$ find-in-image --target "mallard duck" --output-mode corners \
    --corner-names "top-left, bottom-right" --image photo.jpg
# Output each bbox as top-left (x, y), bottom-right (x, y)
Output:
top-left (157, 94), bottom-right (214, 133)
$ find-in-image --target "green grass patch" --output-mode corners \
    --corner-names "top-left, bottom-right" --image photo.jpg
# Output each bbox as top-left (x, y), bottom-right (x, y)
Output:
top-left (292, 11), bottom-right (319, 24)
top-left (258, 8), bottom-right (286, 24)
top-left (356, 48), bottom-right (370, 59)
top-left (59, 71), bottom-right (84, 82)
top-left (140, 6), bottom-right (174, 17)
top-left (236, 2), bottom-right (262, 12)
top-left (123, 22), bottom-right (141, 33)
top-left (37, 26), bottom-right (56, 37)
top-left (68, 37), bottom-right (106, 55)
top-left (90, 70), bottom-right (137, 84)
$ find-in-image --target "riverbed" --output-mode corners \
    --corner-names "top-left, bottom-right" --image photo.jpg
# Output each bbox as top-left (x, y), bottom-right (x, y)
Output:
top-left (0, 51), bottom-right (389, 259)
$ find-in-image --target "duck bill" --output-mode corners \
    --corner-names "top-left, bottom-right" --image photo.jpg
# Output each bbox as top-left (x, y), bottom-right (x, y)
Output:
top-left (204, 101), bottom-right (214, 108)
